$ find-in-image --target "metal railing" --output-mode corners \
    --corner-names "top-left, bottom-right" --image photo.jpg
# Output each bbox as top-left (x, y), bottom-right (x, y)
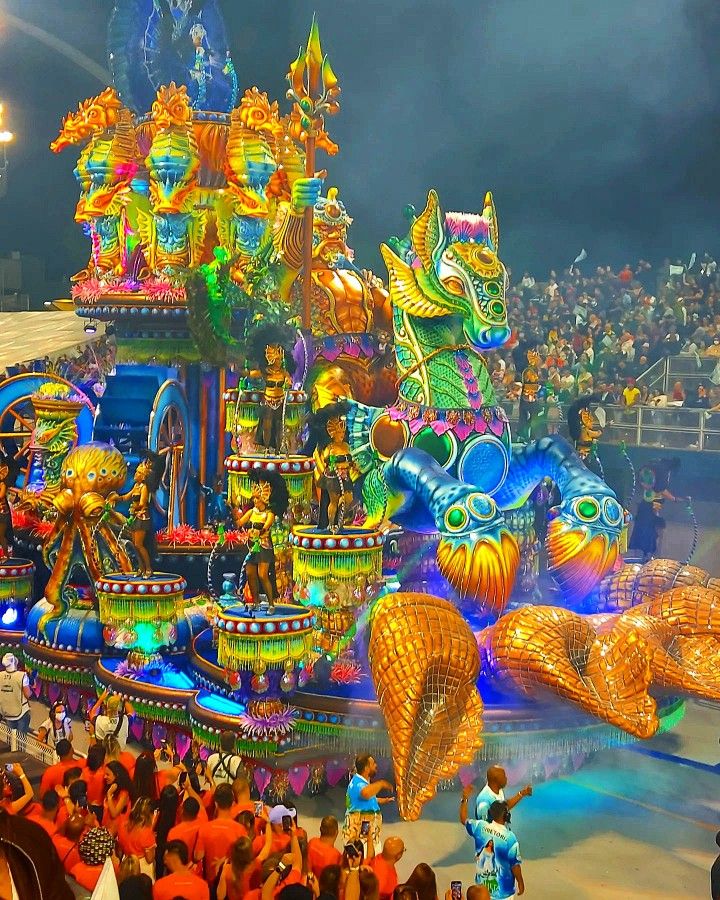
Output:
top-left (500, 400), bottom-right (720, 453)
top-left (637, 357), bottom-right (667, 394)
top-left (0, 722), bottom-right (56, 765)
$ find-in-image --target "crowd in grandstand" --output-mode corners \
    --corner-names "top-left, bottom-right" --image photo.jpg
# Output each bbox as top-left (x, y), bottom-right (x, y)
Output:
top-left (1, 334), bottom-right (115, 392)
top-left (487, 253), bottom-right (720, 411)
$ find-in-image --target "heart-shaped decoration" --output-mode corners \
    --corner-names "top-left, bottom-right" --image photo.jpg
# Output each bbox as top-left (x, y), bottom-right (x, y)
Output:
top-left (288, 765), bottom-right (310, 796)
top-left (129, 716), bottom-right (145, 743)
top-left (66, 688), bottom-right (81, 715)
top-left (325, 760), bottom-right (348, 788)
top-left (254, 766), bottom-right (272, 796)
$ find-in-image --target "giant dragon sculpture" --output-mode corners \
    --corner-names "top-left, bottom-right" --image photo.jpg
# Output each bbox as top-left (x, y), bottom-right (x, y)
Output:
top-left (50, 87), bottom-right (144, 280)
top-left (348, 190), bottom-right (624, 614)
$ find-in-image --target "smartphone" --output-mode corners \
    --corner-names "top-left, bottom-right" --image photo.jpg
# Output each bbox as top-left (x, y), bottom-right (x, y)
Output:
top-left (281, 814), bottom-right (292, 832)
top-left (360, 820), bottom-right (370, 837)
top-left (4, 764), bottom-right (12, 773)
top-left (276, 861), bottom-right (290, 881)
top-left (255, 801), bottom-right (263, 817)
top-left (344, 843), bottom-right (358, 857)
top-left (451, 882), bottom-right (462, 900)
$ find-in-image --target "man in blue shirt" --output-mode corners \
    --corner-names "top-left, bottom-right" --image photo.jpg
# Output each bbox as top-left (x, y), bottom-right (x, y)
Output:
top-left (343, 753), bottom-right (395, 851)
top-left (460, 786), bottom-right (524, 899)
top-left (474, 766), bottom-right (532, 822)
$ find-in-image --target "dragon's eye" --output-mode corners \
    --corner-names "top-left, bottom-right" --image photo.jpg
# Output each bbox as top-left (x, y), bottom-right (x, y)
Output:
top-left (604, 498), bottom-right (622, 525)
top-left (468, 493), bottom-right (495, 520)
top-left (575, 497), bottom-right (600, 521)
top-left (490, 300), bottom-right (506, 318)
top-left (443, 276), bottom-right (465, 297)
top-left (486, 281), bottom-right (502, 297)
top-left (445, 505), bottom-right (469, 531)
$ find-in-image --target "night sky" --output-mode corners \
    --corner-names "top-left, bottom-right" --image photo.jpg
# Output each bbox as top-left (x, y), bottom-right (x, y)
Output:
top-left (1, 0), bottom-right (719, 282)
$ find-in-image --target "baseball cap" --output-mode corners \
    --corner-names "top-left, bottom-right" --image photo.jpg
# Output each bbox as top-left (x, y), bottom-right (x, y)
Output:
top-left (1, 654), bottom-right (17, 670)
top-left (269, 805), bottom-right (297, 825)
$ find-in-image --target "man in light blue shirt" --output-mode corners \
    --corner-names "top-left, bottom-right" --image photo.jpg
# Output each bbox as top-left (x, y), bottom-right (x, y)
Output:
top-left (343, 753), bottom-right (395, 851)
top-left (474, 766), bottom-right (532, 821)
top-left (461, 788), bottom-right (524, 899)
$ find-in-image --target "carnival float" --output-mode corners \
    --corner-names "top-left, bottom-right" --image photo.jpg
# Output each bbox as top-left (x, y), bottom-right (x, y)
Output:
top-left (0, 0), bottom-right (714, 820)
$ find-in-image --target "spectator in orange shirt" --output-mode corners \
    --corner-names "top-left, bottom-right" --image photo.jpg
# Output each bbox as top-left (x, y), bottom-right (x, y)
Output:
top-left (39, 739), bottom-right (79, 797)
top-left (217, 822), bottom-right (273, 900)
top-left (28, 789), bottom-right (59, 837)
top-left (70, 826), bottom-right (118, 893)
top-left (52, 812), bottom-right (86, 874)
top-left (0, 762), bottom-right (34, 814)
top-left (268, 805), bottom-right (299, 854)
top-left (231, 775), bottom-right (257, 818)
top-left (154, 784), bottom-right (181, 879)
top-left (55, 768), bottom-right (87, 831)
top-left (197, 782), bottom-right (248, 882)
top-left (167, 795), bottom-right (205, 870)
top-left (83, 743), bottom-right (106, 820)
top-left (369, 838), bottom-right (405, 900)
top-left (153, 839), bottom-right (210, 900)
top-left (103, 760), bottom-right (134, 836)
top-left (103, 734), bottom-right (136, 778)
top-left (119, 797), bottom-right (156, 871)
top-left (308, 816), bottom-right (342, 878)
top-left (133, 750), bottom-right (183, 805)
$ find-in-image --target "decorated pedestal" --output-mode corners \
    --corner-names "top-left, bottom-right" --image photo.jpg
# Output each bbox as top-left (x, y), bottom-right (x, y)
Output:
top-left (225, 455), bottom-right (315, 508)
top-left (25, 592), bottom-right (105, 690)
top-left (224, 389), bottom-right (308, 454)
top-left (0, 559), bottom-right (35, 635)
top-left (96, 573), bottom-right (187, 657)
top-left (214, 603), bottom-right (315, 697)
top-left (291, 527), bottom-right (385, 655)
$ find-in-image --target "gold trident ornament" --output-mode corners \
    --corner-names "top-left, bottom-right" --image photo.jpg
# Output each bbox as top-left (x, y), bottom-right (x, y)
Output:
top-left (286, 16), bottom-right (341, 330)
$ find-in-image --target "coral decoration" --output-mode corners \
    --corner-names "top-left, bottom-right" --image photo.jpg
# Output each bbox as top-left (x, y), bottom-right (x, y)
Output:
top-left (329, 659), bottom-right (363, 685)
top-left (157, 525), bottom-right (246, 547)
top-left (11, 508), bottom-right (54, 540)
top-left (238, 705), bottom-right (298, 740)
top-left (368, 593), bottom-right (484, 821)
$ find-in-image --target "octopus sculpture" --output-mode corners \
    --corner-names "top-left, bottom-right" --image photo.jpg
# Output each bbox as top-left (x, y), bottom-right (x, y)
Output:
top-left (28, 443), bottom-right (132, 634)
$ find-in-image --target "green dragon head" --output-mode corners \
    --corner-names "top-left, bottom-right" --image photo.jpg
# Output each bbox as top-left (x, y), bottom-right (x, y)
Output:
top-left (381, 190), bottom-right (510, 351)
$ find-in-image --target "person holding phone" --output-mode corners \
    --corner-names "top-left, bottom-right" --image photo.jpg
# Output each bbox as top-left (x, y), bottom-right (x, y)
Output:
top-left (261, 818), bottom-right (305, 900)
top-left (344, 754), bottom-right (394, 852)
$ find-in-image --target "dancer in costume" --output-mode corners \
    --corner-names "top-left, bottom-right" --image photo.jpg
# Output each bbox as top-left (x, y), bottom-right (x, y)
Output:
top-left (0, 454), bottom-right (16, 558)
top-left (309, 402), bottom-right (359, 531)
top-left (111, 452), bottom-right (164, 576)
top-left (234, 468), bottom-right (289, 607)
top-left (244, 324), bottom-right (295, 454)
top-left (567, 394), bottom-right (603, 460)
top-left (517, 348), bottom-right (541, 442)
